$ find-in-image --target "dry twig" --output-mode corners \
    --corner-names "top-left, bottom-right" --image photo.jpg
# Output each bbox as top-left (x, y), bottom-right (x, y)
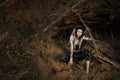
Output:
top-left (43, 0), bottom-right (86, 32)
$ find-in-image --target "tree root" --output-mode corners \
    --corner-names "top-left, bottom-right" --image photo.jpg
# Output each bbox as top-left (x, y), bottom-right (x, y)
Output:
top-left (73, 11), bottom-right (120, 70)
top-left (43, 0), bottom-right (86, 32)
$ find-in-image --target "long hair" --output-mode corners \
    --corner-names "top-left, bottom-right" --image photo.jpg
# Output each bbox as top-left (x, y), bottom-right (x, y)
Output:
top-left (71, 25), bottom-right (85, 39)
top-left (70, 25), bottom-right (85, 49)
top-left (75, 25), bottom-right (85, 39)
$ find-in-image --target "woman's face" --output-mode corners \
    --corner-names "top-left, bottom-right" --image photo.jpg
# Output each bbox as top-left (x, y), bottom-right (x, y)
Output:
top-left (76, 29), bottom-right (83, 37)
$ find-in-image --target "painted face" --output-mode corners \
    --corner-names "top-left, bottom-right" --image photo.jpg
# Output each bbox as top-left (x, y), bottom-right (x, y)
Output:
top-left (76, 29), bottom-right (83, 37)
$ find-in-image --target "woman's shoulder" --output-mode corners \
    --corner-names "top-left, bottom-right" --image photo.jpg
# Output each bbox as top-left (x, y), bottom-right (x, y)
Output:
top-left (70, 35), bottom-right (74, 40)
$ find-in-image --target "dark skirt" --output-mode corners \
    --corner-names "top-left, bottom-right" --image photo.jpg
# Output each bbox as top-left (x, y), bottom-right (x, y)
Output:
top-left (62, 50), bottom-right (91, 64)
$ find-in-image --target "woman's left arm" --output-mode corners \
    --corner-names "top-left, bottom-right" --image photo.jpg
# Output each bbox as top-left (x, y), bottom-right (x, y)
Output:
top-left (83, 36), bottom-right (92, 40)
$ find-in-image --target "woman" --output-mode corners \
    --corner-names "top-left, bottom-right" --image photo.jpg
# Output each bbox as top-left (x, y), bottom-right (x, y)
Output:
top-left (63, 25), bottom-right (92, 73)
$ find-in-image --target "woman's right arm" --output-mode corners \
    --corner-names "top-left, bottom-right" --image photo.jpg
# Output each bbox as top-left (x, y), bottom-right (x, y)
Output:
top-left (69, 35), bottom-right (74, 65)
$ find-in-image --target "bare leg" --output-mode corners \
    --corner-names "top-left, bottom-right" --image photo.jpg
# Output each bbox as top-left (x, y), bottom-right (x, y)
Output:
top-left (86, 60), bottom-right (90, 73)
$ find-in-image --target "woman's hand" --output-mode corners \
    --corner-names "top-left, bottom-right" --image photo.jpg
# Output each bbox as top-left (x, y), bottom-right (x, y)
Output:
top-left (68, 58), bottom-right (73, 66)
